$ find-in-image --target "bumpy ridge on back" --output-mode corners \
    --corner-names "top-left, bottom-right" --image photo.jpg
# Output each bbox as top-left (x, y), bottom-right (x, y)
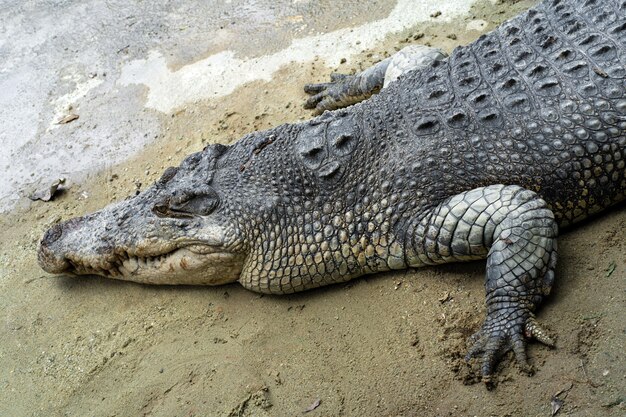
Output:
top-left (361, 0), bottom-right (625, 226)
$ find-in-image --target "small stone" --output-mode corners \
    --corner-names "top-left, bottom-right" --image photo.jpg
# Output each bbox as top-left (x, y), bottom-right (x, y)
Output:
top-left (439, 292), bottom-right (452, 303)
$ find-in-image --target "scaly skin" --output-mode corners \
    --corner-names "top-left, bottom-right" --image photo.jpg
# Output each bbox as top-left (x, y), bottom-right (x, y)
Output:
top-left (38, 0), bottom-right (626, 385)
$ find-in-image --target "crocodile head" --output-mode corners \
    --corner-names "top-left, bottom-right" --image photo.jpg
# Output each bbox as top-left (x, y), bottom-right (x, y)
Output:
top-left (37, 143), bottom-right (248, 285)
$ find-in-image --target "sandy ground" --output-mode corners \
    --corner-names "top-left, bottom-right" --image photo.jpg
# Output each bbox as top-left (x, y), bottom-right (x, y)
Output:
top-left (1, 1), bottom-right (625, 416)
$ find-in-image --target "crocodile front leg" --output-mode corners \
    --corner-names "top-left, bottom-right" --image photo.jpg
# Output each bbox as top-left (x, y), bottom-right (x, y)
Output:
top-left (405, 185), bottom-right (558, 385)
top-left (304, 45), bottom-right (447, 113)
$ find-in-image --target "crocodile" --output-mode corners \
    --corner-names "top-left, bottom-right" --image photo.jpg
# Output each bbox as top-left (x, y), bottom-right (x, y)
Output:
top-left (38, 0), bottom-right (626, 384)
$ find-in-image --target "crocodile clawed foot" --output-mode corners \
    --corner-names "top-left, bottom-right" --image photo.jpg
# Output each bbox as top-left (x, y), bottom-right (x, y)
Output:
top-left (303, 72), bottom-right (357, 114)
top-left (465, 310), bottom-right (555, 388)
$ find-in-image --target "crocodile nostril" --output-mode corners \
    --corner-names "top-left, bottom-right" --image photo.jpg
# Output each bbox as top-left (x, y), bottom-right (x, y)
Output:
top-left (38, 224), bottom-right (71, 273)
top-left (42, 223), bottom-right (63, 246)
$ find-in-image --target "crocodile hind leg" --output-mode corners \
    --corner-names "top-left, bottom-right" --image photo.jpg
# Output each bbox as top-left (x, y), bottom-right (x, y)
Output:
top-left (405, 185), bottom-right (558, 385)
top-left (304, 45), bottom-right (447, 114)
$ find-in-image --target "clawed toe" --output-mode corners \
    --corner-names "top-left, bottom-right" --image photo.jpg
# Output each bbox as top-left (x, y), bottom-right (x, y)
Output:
top-left (304, 92), bottom-right (325, 109)
top-left (329, 72), bottom-right (349, 82)
top-left (465, 313), bottom-right (552, 385)
top-left (303, 82), bottom-right (332, 95)
top-left (302, 72), bottom-right (365, 113)
top-left (524, 316), bottom-right (555, 347)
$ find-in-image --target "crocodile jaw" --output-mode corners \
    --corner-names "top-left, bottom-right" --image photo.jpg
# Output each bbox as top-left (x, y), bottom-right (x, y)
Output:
top-left (60, 246), bottom-right (245, 285)
top-left (38, 223), bottom-right (245, 285)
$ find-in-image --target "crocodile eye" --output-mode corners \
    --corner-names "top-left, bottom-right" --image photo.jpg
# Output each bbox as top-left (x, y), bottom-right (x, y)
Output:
top-left (153, 202), bottom-right (170, 217)
top-left (170, 192), bottom-right (218, 216)
top-left (152, 188), bottom-right (219, 218)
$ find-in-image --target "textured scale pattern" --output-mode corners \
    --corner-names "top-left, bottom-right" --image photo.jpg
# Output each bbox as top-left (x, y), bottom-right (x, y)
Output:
top-left (365, 0), bottom-right (626, 226)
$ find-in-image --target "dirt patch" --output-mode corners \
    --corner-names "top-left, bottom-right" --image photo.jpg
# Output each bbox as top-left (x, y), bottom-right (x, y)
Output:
top-left (1, 1), bottom-right (625, 416)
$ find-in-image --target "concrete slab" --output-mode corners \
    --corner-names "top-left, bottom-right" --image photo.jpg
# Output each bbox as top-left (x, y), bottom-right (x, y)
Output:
top-left (1, 0), bottom-right (480, 212)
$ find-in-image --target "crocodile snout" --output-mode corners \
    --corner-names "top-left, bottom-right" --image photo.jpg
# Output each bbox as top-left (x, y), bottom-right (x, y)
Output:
top-left (38, 222), bottom-right (71, 273)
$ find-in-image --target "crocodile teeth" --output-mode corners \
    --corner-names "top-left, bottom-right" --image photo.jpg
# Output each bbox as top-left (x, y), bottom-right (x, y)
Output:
top-left (118, 264), bottom-right (132, 277)
top-left (125, 257), bottom-right (139, 272)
